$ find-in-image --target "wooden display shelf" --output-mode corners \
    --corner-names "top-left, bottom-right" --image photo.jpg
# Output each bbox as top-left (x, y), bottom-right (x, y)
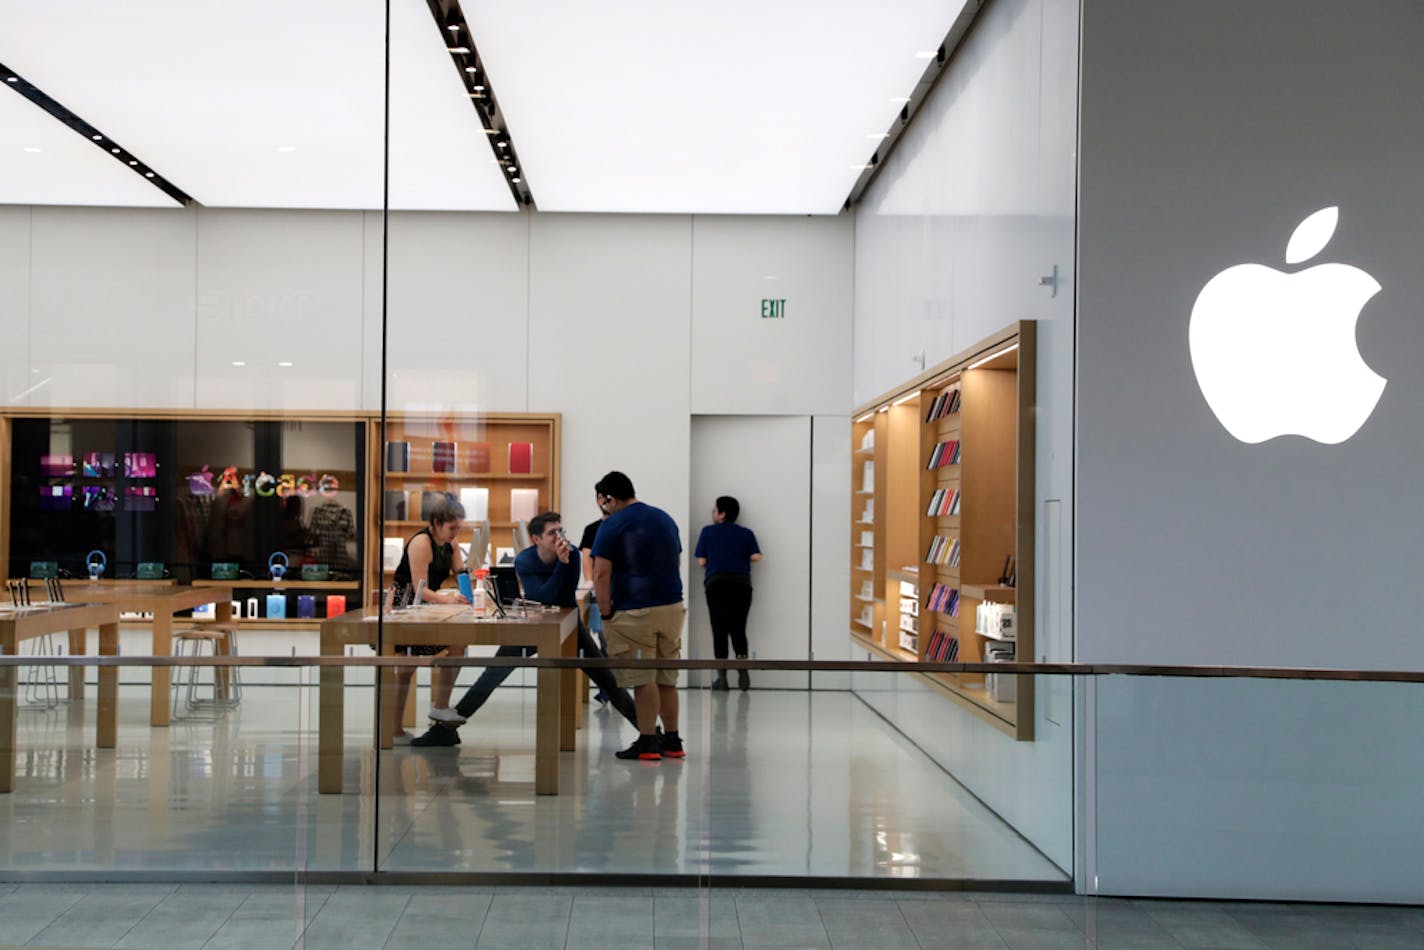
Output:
top-left (383, 472), bottom-right (547, 481)
top-left (192, 579), bottom-right (360, 590)
top-left (961, 584), bottom-right (1015, 602)
top-left (849, 320), bottom-right (1035, 741)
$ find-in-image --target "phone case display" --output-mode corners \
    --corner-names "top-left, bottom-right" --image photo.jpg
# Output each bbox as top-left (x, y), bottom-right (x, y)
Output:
top-left (371, 414), bottom-right (560, 594)
top-left (510, 488), bottom-right (539, 523)
top-left (385, 441), bottom-right (411, 472)
top-left (465, 442), bottom-right (491, 473)
top-left (383, 490), bottom-right (408, 521)
top-left (508, 442), bottom-right (533, 474)
top-left (849, 321), bottom-right (1035, 740)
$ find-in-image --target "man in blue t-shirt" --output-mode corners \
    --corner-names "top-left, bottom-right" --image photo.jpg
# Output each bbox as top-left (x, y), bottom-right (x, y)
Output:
top-left (591, 471), bottom-right (687, 762)
top-left (694, 495), bottom-right (762, 691)
top-left (413, 511), bottom-right (637, 746)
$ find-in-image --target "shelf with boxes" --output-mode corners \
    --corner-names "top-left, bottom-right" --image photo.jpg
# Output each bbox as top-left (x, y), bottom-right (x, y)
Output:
top-left (849, 321), bottom-right (1035, 739)
top-left (372, 413), bottom-right (561, 592)
top-left (191, 579), bottom-right (358, 624)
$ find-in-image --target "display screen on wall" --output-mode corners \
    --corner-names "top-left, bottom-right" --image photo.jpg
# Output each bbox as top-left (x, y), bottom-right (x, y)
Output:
top-left (8, 418), bottom-right (366, 582)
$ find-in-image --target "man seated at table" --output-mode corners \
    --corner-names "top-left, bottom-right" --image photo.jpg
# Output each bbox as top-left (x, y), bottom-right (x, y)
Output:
top-left (412, 511), bottom-right (637, 747)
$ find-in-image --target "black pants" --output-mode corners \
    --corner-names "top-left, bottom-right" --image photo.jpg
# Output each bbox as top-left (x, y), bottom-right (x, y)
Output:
top-left (705, 576), bottom-right (753, 659)
top-left (453, 622), bottom-right (637, 727)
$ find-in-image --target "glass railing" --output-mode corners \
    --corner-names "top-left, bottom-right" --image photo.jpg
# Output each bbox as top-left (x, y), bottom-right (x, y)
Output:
top-left (1, 650), bottom-right (1418, 901)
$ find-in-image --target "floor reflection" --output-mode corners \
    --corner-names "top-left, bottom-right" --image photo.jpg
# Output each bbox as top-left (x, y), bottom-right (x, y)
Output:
top-left (2, 684), bottom-right (1067, 880)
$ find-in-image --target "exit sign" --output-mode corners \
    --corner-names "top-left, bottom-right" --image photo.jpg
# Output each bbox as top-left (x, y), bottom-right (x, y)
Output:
top-left (760, 298), bottom-right (786, 319)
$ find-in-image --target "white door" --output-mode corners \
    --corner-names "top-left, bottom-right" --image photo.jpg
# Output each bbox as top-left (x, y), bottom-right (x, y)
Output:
top-left (689, 415), bottom-right (811, 689)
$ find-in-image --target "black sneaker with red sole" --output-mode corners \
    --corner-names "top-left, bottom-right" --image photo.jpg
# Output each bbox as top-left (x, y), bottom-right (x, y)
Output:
top-left (615, 734), bottom-right (662, 761)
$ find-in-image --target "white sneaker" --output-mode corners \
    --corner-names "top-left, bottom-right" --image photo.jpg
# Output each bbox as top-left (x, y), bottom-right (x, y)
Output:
top-left (428, 707), bottom-right (467, 725)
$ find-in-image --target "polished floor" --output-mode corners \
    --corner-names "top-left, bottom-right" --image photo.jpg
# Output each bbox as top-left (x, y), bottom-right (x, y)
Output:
top-left (0, 884), bottom-right (1420, 950)
top-left (1, 679), bottom-right (1066, 881)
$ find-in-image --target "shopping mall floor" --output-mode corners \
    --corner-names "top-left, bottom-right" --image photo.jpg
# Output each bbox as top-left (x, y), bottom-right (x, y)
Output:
top-left (0, 885), bottom-right (1421, 949)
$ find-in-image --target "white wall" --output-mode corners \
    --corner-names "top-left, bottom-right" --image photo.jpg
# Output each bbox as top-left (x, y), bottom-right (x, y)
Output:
top-left (849, 0), bottom-right (1079, 873)
top-left (0, 206), bottom-right (854, 681)
top-left (691, 217), bottom-right (853, 416)
top-left (0, 207), bottom-right (29, 403)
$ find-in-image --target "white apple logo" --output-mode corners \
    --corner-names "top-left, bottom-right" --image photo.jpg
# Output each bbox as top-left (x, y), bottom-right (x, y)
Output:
top-left (1188, 206), bottom-right (1385, 444)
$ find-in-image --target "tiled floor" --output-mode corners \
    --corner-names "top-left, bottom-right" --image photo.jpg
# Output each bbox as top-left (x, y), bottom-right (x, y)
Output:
top-left (0, 885), bottom-right (1419, 949)
top-left (0, 683), bottom-right (1067, 881)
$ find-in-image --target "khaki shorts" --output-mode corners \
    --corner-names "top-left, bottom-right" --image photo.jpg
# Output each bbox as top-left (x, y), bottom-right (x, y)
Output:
top-left (604, 603), bottom-right (686, 687)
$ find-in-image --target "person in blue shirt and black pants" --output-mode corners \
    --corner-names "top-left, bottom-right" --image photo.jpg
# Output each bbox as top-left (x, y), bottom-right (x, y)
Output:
top-left (694, 496), bottom-right (762, 691)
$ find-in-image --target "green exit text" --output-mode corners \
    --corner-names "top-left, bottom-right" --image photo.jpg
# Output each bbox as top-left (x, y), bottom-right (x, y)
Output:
top-left (760, 298), bottom-right (786, 319)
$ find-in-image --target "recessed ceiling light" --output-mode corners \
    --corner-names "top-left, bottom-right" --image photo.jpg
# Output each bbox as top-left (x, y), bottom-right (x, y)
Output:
top-left (110, 147), bottom-right (120, 153)
top-left (276, 145), bottom-right (298, 152)
top-left (472, 85), bottom-right (485, 91)
top-left (447, 46), bottom-right (470, 53)
top-left (512, 177), bottom-right (521, 184)
top-left (22, 146), bottom-right (42, 153)
top-left (91, 134), bottom-right (102, 141)
top-left (484, 128), bottom-right (499, 135)
top-left (866, 132), bottom-right (889, 139)
top-left (277, 361), bottom-right (293, 367)
top-left (128, 160), bottom-right (138, 165)
top-left (5, 77), bottom-right (16, 83)
top-left (914, 50), bottom-right (937, 59)
top-left (446, 23), bottom-right (460, 31)
top-left (464, 66), bottom-right (478, 73)
top-left (507, 166), bottom-right (517, 174)
top-left (231, 361), bottom-right (246, 367)
top-left (145, 172), bottom-right (154, 177)
top-left (497, 141), bottom-right (508, 148)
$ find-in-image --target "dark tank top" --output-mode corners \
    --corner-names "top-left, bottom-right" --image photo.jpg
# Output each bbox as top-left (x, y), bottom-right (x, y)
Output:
top-left (393, 527), bottom-right (454, 595)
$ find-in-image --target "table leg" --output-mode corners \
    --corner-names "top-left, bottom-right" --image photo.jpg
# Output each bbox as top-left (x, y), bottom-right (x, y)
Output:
top-left (97, 621), bottom-right (118, 749)
top-left (0, 630), bottom-right (16, 793)
top-left (318, 629), bottom-right (344, 794)
top-left (150, 611), bottom-right (173, 727)
top-left (561, 627), bottom-right (578, 751)
top-left (214, 601), bottom-right (234, 700)
top-left (378, 646), bottom-right (395, 751)
top-left (67, 627), bottom-right (86, 699)
top-left (535, 632), bottom-right (561, 795)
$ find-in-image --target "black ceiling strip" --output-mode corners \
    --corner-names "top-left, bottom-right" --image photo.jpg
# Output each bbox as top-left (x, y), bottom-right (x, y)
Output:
top-left (1, 60), bottom-right (194, 206)
top-left (423, 0), bottom-right (534, 208)
top-left (843, 0), bottom-right (986, 210)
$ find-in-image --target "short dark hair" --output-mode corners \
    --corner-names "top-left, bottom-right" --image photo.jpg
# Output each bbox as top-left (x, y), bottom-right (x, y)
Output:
top-left (529, 511), bottom-right (562, 537)
top-left (715, 495), bottom-right (740, 523)
top-left (428, 494), bottom-right (465, 526)
top-left (595, 471), bottom-right (635, 501)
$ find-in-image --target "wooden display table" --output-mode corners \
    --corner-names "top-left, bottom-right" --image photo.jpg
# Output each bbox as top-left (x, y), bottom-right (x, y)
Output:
top-left (0, 602), bottom-right (121, 792)
top-left (62, 583), bottom-right (234, 728)
top-left (318, 605), bottom-right (580, 796)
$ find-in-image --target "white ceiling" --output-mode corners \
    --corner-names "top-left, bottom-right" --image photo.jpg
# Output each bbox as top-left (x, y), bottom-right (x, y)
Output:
top-left (0, 0), bottom-right (963, 214)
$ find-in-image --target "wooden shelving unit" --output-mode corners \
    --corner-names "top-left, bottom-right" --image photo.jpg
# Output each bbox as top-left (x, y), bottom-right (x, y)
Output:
top-left (850, 321), bottom-right (1035, 740)
top-left (369, 412), bottom-right (560, 594)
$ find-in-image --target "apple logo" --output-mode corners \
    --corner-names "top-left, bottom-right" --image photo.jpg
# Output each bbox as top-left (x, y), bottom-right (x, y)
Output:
top-left (1188, 206), bottom-right (1384, 444)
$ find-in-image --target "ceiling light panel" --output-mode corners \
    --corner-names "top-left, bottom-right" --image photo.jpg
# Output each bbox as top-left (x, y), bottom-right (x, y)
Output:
top-left (0, 88), bottom-right (177, 207)
top-left (465, 0), bottom-right (967, 214)
top-left (0, 1), bottom-right (514, 210)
